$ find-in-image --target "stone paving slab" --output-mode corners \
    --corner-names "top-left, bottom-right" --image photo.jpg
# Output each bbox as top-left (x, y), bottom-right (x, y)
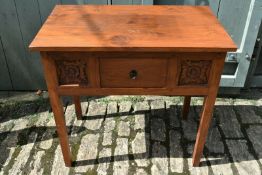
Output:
top-left (215, 106), bottom-right (244, 138)
top-left (226, 140), bottom-right (261, 175)
top-left (0, 93), bottom-right (262, 175)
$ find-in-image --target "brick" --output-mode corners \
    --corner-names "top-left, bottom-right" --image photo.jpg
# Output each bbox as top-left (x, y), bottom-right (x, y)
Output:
top-left (75, 134), bottom-right (100, 173)
top-left (169, 130), bottom-right (183, 173)
top-left (151, 118), bottom-right (166, 142)
top-left (132, 132), bottom-right (150, 167)
top-left (151, 142), bottom-right (168, 175)
top-left (215, 106), bottom-right (243, 138)
top-left (226, 140), bottom-right (261, 175)
top-left (84, 102), bottom-right (106, 130)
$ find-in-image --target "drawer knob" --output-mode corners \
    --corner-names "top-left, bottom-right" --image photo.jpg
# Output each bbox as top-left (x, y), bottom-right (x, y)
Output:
top-left (129, 70), bottom-right (138, 80)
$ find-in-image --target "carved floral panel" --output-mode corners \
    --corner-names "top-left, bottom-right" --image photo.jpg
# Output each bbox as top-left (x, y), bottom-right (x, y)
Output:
top-left (178, 60), bottom-right (212, 86)
top-left (55, 59), bottom-right (88, 85)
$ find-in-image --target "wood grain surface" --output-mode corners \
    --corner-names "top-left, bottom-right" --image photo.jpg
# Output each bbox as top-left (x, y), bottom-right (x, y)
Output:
top-left (30, 5), bottom-right (237, 52)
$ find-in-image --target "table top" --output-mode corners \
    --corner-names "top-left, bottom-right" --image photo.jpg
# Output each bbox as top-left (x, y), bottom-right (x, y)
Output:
top-left (29, 5), bottom-right (237, 52)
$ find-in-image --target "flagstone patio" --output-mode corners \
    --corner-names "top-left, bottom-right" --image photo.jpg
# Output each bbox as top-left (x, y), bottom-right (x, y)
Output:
top-left (0, 90), bottom-right (262, 175)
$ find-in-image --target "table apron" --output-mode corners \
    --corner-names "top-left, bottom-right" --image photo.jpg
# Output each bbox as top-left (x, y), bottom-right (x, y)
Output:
top-left (57, 87), bottom-right (209, 96)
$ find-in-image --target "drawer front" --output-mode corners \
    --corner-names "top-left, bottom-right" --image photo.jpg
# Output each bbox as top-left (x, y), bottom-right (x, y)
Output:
top-left (100, 58), bottom-right (168, 88)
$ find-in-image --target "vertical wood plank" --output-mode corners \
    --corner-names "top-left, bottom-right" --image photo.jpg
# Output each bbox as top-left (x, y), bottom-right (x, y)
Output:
top-left (112, 0), bottom-right (132, 4)
top-left (184, 0), bottom-right (196, 5)
top-left (155, 0), bottom-right (195, 5)
top-left (173, 0), bottom-right (184, 4)
top-left (0, 0), bottom-right (33, 90)
top-left (87, 0), bottom-right (108, 4)
top-left (154, 0), bottom-right (177, 4)
top-left (132, 0), bottom-right (142, 4)
top-left (155, 0), bottom-right (207, 5)
top-left (15, 0), bottom-right (46, 89)
top-left (0, 36), bottom-right (12, 90)
top-left (61, 0), bottom-right (85, 4)
top-left (38, 0), bottom-right (61, 23)
top-left (142, 0), bottom-right (153, 4)
top-left (154, 0), bottom-right (219, 15)
top-left (218, 0), bottom-right (251, 46)
top-left (207, 0), bottom-right (220, 16)
top-left (132, 0), bottom-right (153, 5)
top-left (61, 0), bottom-right (107, 4)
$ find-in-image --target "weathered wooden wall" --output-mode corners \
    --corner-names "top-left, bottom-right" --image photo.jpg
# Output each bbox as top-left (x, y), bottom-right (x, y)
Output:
top-left (0, 0), bottom-right (259, 90)
top-left (0, 0), bottom-right (153, 90)
top-left (155, 0), bottom-right (220, 15)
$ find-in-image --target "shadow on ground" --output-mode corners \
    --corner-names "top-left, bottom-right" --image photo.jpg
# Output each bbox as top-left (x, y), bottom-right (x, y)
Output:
top-left (1, 94), bottom-right (262, 174)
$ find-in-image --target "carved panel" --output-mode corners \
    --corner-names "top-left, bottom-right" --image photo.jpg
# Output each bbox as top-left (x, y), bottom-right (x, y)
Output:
top-left (178, 60), bottom-right (212, 86)
top-left (55, 59), bottom-right (88, 85)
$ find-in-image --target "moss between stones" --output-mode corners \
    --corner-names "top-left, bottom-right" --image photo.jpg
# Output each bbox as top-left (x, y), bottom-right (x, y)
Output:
top-left (41, 138), bottom-right (59, 174)
top-left (69, 137), bottom-right (82, 174)
top-left (127, 122), bottom-right (138, 174)
top-left (0, 123), bottom-right (14, 143)
top-left (2, 146), bottom-right (22, 174)
top-left (84, 169), bottom-right (97, 175)
top-left (27, 114), bottom-right (41, 126)
top-left (0, 97), bottom-right (49, 123)
top-left (96, 96), bottom-right (145, 105)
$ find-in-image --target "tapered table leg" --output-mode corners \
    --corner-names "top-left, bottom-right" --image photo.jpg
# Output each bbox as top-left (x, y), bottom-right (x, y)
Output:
top-left (73, 96), bottom-right (82, 120)
top-left (182, 96), bottom-right (191, 120)
top-left (50, 92), bottom-right (72, 167)
top-left (192, 55), bottom-right (225, 166)
top-left (41, 53), bottom-right (72, 167)
top-left (192, 95), bottom-right (216, 166)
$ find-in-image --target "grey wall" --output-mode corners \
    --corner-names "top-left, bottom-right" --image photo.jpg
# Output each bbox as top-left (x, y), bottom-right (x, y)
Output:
top-left (0, 0), bottom-right (154, 90)
top-left (0, 0), bottom-right (251, 90)
top-left (155, 0), bottom-right (220, 16)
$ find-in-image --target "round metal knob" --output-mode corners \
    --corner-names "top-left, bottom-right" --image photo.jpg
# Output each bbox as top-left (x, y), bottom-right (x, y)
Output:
top-left (129, 70), bottom-right (138, 80)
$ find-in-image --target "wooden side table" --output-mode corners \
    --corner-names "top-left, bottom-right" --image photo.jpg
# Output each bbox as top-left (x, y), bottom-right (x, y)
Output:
top-left (30, 5), bottom-right (237, 167)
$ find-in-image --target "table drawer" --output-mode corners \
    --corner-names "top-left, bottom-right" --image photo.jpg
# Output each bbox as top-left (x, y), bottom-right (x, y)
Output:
top-left (99, 58), bottom-right (168, 88)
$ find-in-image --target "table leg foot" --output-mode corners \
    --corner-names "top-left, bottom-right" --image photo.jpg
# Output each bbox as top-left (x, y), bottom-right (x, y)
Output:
top-left (182, 96), bottom-right (191, 120)
top-left (73, 96), bottom-right (82, 120)
top-left (65, 160), bottom-right (72, 167)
